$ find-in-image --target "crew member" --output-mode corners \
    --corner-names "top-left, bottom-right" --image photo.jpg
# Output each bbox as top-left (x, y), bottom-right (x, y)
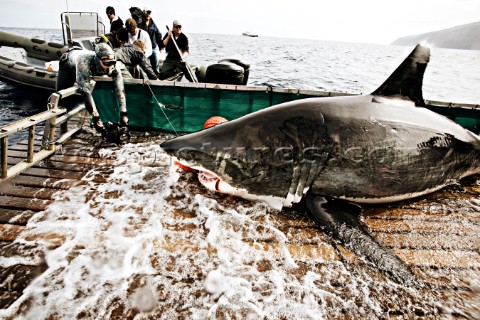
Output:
top-left (159, 19), bottom-right (197, 82)
top-left (125, 18), bottom-right (153, 58)
top-left (106, 6), bottom-right (124, 33)
top-left (56, 43), bottom-right (128, 132)
top-left (141, 7), bottom-right (164, 73)
top-left (115, 40), bottom-right (158, 80)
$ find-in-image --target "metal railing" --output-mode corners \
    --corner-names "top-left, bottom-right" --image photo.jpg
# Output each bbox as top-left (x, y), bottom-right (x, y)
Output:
top-left (0, 86), bottom-right (87, 183)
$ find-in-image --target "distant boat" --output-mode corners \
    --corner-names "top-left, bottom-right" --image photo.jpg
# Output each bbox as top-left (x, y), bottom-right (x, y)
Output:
top-left (242, 31), bottom-right (258, 37)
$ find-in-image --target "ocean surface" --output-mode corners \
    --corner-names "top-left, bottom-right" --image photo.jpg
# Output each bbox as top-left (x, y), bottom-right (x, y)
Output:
top-left (1, 28), bottom-right (480, 319)
top-left (1, 27), bottom-right (480, 129)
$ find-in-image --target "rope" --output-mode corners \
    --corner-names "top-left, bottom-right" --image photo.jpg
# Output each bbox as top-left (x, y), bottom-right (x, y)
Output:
top-left (144, 81), bottom-right (180, 136)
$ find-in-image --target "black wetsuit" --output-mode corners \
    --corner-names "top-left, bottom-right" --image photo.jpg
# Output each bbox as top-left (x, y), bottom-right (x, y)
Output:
top-left (56, 49), bottom-right (126, 117)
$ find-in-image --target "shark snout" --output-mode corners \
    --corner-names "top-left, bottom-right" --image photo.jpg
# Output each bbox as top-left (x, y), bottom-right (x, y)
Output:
top-left (160, 139), bottom-right (177, 156)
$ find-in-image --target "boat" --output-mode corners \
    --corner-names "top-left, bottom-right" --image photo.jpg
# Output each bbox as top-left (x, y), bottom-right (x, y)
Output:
top-left (0, 30), bottom-right (65, 91)
top-left (1, 12), bottom-right (478, 136)
top-left (242, 31), bottom-right (258, 37)
top-left (0, 12), bottom-right (105, 91)
top-left (90, 77), bottom-right (480, 135)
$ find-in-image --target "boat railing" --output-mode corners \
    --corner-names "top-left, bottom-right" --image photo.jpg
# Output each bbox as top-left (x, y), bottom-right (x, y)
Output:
top-left (0, 86), bottom-right (87, 183)
top-left (93, 77), bottom-right (479, 110)
top-left (425, 99), bottom-right (480, 109)
top-left (93, 76), bottom-right (359, 97)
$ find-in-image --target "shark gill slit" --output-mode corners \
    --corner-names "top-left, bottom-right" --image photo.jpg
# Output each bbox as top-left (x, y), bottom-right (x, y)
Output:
top-left (285, 163), bottom-right (302, 205)
top-left (295, 161), bottom-right (311, 201)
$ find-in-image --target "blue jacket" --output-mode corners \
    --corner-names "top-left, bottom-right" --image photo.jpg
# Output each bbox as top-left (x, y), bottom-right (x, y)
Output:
top-left (141, 18), bottom-right (163, 50)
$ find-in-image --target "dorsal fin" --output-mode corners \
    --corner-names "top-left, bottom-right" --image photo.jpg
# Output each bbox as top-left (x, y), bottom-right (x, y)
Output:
top-left (372, 44), bottom-right (430, 106)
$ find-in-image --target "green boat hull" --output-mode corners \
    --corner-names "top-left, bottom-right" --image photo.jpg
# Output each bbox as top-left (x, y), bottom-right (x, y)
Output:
top-left (92, 78), bottom-right (480, 134)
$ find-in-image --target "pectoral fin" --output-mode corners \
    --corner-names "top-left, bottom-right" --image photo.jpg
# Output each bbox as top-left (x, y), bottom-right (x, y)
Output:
top-left (306, 195), bottom-right (419, 286)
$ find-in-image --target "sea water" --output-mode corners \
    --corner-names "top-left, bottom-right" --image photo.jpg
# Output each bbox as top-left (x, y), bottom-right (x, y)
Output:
top-left (1, 28), bottom-right (480, 318)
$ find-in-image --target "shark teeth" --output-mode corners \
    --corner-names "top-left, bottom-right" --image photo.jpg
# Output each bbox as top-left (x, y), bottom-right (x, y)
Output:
top-left (175, 159), bottom-right (286, 210)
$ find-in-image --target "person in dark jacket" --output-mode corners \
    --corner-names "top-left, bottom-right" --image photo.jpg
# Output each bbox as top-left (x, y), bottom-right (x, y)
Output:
top-left (115, 40), bottom-right (158, 80)
top-left (141, 7), bottom-right (163, 73)
top-left (106, 6), bottom-right (124, 33)
top-left (159, 20), bottom-right (196, 82)
top-left (56, 43), bottom-right (128, 131)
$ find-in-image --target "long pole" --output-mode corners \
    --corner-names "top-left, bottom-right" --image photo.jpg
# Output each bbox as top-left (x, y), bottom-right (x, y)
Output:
top-left (166, 26), bottom-right (197, 83)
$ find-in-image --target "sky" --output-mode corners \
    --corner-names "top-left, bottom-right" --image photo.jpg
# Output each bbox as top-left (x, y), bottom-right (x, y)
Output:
top-left (0, 0), bottom-right (478, 44)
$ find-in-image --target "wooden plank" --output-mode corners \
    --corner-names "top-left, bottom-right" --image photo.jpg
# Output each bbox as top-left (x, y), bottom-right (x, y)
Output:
top-left (48, 153), bottom-right (115, 166)
top-left (364, 207), bottom-right (480, 224)
top-left (8, 150), bottom-right (116, 166)
top-left (8, 156), bottom-right (99, 172)
top-left (395, 249), bottom-right (480, 268)
top-left (414, 267), bottom-right (480, 288)
top-left (21, 231), bottom-right (66, 248)
top-left (10, 175), bottom-right (84, 190)
top-left (366, 219), bottom-right (480, 235)
top-left (0, 195), bottom-right (53, 211)
top-left (0, 265), bottom-right (47, 291)
top-left (18, 140), bottom-right (98, 153)
top-left (0, 291), bottom-right (22, 309)
top-left (286, 243), bottom-right (339, 261)
top-left (255, 211), bottom-right (318, 229)
top-left (23, 137), bottom-right (94, 148)
top-left (10, 143), bottom-right (103, 158)
top-left (0, 185), bottom-right (57, 200)
top-left (248, 226), bottom-right (330, 244)
top-left (0, 224), bottom-right (26, 241)
top-left (375, 232), bottom-right (480, 251)
top-left (0, 241), bottom-right (44, 258)
top-left (0, 209), bottom-right (37, 225)
top-left (242, 241), bottom-right (341, 261)
top-left (7, 144), bottom-right (42, 153)
top-left (21, 167), bottom-right (85, 180)
top-left (0, 149), bottom-right (56, 184)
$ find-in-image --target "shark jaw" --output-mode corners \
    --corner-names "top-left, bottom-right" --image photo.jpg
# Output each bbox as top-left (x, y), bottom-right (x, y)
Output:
top-left (174, 158), bottom-right (287, 210)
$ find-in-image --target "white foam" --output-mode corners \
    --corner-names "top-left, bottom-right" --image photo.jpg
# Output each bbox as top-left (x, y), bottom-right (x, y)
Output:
top-left (0, 139), bottom-right (477, 318)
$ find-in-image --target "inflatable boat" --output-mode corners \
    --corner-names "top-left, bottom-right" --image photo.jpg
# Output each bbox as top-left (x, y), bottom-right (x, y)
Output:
top-left (0, 12), bottom-right (103, 91)
top-left (0, 30), bottom-right (66, 90)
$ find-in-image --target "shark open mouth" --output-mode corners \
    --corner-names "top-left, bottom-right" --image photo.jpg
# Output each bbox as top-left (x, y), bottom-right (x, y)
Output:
top-left (174, 159), bottom-right (286, 210)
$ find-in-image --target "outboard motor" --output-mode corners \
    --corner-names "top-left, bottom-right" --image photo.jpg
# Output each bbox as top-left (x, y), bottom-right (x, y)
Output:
top-left (204, 58), bottom-right (250, 85)
top-left (218, 59), bottom-right (250, 85)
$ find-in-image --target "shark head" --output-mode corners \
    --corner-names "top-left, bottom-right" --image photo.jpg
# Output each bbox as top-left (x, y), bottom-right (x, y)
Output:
top-left (161, 107), bottom-right (332, 209)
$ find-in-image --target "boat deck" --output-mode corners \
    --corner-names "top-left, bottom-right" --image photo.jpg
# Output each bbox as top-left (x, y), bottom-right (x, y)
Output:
top-left (0, 130), bottom-right (115, 309)
top-left (0, 131), bottom-right (479, 317)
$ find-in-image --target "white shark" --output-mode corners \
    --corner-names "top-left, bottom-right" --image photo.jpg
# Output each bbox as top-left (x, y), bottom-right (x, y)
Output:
top-left (161, 44), bottom-right (480, 285)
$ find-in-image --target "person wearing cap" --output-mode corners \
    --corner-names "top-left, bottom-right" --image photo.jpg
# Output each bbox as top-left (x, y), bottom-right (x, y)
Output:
top-left (159, 20), bottom-right (196, 82)
top-left (141, 7), bottom-right (163, 73)
top-left (106, 6), bottom-right (124, 33)
top-left (56, 43), bottom-right (128, 132)
top-left (125, 18), bottom-right (153, 58)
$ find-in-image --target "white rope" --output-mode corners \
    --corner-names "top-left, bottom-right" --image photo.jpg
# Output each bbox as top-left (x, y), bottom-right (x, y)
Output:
top-left (145, 81), bottom-right (180, 136)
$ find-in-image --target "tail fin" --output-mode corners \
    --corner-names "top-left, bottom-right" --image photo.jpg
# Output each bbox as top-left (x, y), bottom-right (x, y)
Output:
top-left (372, 44), bottom-right (430, 106)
